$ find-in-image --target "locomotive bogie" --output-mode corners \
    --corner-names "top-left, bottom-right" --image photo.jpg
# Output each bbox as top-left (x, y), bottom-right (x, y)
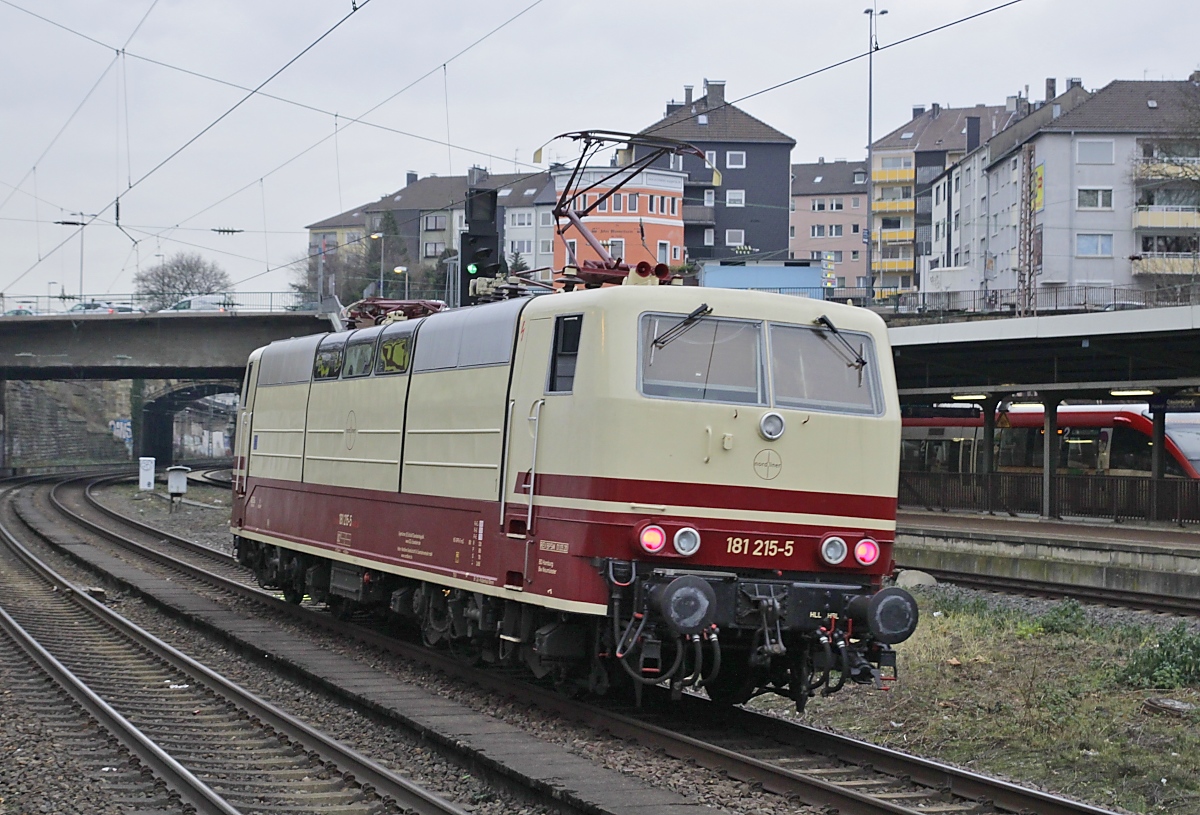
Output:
top-left (232, 286), bottom-right (916, 706)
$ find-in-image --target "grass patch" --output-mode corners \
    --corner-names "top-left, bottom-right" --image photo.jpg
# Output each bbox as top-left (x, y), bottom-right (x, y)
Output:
top-left (750, 589), bottom-right (1200, 813)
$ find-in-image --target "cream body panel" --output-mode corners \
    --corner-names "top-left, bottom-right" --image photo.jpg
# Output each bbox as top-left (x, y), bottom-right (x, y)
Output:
top-left (233, 348), bottom-right (263, 488)
top-left (403, 365), bottom-right (510, 499)
top-left (304, 374), bottom-right (408, 490)
top-left (506, 286), bottom-right (900, 515)
top-left (247, 381), bottom-right (311, 482)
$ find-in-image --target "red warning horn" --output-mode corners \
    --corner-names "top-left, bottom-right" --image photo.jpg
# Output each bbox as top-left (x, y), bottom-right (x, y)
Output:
top-left (635, 260), bottom-right (654, 277)
top-left (653, 263), bottom-right (671, 280)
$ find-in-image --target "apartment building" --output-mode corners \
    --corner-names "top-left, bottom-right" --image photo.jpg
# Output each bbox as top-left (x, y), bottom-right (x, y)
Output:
top-left (789, 159), bottom-right (868, 286)
top-left (636, 80), bottom-right (794, 265)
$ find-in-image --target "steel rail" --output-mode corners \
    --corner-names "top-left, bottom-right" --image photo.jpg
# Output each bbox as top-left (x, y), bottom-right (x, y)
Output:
top-left (12, 481), bottom-right (471, 815)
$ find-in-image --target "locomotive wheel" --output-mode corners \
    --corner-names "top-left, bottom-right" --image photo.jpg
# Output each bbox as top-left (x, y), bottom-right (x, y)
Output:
top-left (703, 650), bottom-right (757, 706)
top-left (282, 585), bottom-right (304, 605)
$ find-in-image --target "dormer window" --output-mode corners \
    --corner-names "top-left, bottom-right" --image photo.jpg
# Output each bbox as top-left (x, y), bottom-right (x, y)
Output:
top-left (854, 171), bottom-right (866, 184)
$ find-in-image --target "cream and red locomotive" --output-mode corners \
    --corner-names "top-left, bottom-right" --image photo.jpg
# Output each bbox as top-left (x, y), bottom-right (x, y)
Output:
top-left (231, 284), bottom-right (918, 708)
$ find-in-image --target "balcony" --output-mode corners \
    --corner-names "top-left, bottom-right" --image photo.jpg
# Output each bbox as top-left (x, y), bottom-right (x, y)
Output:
top-left (872, 257), bottom-right (915, 272)
top-left (1135, 155), bottom-right (1200, 179)
top-left (879, 228), bottom-right (915, 243)
top-left (872, 199), bottom-right (916, 213)
top-left (682, 205), bottom-right (716, 225)
top-left (872, 168), bottom-right (915, 183)
top-left (1132, 255), bottom-right (1200, 276)
top-left (1133, 205), bottom-right (1200, 230)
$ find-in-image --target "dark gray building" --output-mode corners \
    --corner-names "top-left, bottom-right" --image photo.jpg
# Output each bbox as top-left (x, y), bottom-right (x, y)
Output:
top-left (636, 80), bottom-right (795, 265)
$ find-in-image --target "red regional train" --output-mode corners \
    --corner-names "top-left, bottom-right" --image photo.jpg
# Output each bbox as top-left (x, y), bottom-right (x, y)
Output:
top-left (902, 404), bottom-right (1200, 478)
top-left (230, 285), bottom-right (918, 708)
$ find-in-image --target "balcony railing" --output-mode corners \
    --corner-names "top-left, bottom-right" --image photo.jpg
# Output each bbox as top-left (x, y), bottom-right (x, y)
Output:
top-left (1132, 255), bottom-right (1200, 276)
top-left (879, 228), bottom-right (915, 243)
top-left (872, 199), bottom-right (915, 213)
top-left (872, 168), bottom-right (915, 183)
top-left (1133, 205), bottom-right (1200, 229)
top-left (872, 257), bottom-right (915, 272)
top-left (1135, 155), bottom-right (1200, 179)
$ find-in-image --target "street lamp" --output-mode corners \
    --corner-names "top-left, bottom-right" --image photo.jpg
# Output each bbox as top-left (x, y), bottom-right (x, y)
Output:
top-left (369, 232), bottom-right (387, 297)
top-left (47, 280), bottom-right (57, 311)
top-left (394, 266), bottom-right (409, 300)
top-left (54, 212), bottom-right (98, 299)
top-left (864, 4), bottom-right (887, 301)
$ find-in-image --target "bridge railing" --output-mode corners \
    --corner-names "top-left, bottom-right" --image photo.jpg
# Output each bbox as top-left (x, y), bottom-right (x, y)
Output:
top-left (899, 471), bottom-right (1200, 525)
top-left (5, 291), bottom-right (318, 314)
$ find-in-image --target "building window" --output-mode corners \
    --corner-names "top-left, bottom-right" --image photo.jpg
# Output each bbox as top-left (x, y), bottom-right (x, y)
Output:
top-left (608, 238), bottom-right (625, 259)
top-left (811, 198), bottom-right (826, 211)
top-left (657, 241), bottom-right (669, 263)
top-left (851, 250), bottom-right (860, 261)
top-left (789, 198), bottom-right (795, 212)
top-left (851, 197), bottom-right (861, 208)
top-left (1077, 140), bottom-right (1115, 164)
top-left (457, 213), bottom-right (465, 230)
top-left (509, 240), bottom-right (532, 255)
top-left (856, 276), bottom-right (869, 287)
top-left (671, 197), bottom-right (678, 216)
top-left (670, 154), bottom-right (683, 171)
top-left (658, 195), bottom-right (666, 213)
top-left (613, 194), bottom-right (623, 212)
top-left (1077, 188), bottom-right (1114, 209)
top-left (509, 212), bottom-right (533, 227)
top-left (726, 151), bottom-right (746, 169)
top-left (881, 156), bottom-right (913, 169)
top-left (852, 223), bottom-right (860, 234)
top-left (424, 214), bottom-right (447, 230)
top-left (725, 229), bottom-right (745, 246)
top-left (672, 245), bottom-right (680, 260)
top-left (811, 224), bottom-right (826, 238)
top-left (829, 224), bottom-right (843, 237)
top-left (703, 189), bottom-right (715, 207)
top-left (628, 194), bottom-right (638, 213)
top-left (830, 250), bottom-right (844, 262)
top-left (953, 174), bottom-right (961, 193)
top-left (565, 239), bottom-right (577, 259)
top-left (539, 239), bottom-right (553, 255)
top-left (423, 241), bottom-right (446, 257)
top-left (830, 198), bottom-right (844, 211)
top-left (1076, 233), bottom-right (1114, 256)
top-left (853, 171), bottom-right (866, 184)
top-left (789, 225), bottom-right (795, 238)
top-left (540, 211), bottom-right (554, 227)
top-left (648, 195), bottom-right (656, 214)
top-left (597, 196), bottom-right (607, 213)
top-left (810, 250), bottom-right (823, 260)
top-left (704, 228), bottom-right (715, 246)
top-left (726, 190), bottom-right (745, 208)
top-left (705, 150), bottom-right (716, 167)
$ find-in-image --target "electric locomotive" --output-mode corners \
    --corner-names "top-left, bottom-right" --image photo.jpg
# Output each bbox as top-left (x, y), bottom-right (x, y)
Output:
top-left (231, 132), bottom-right (918, 709)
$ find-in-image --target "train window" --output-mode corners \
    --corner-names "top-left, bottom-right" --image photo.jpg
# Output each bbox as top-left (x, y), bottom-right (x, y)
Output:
top-left (769, 324), bottom-right (880, 415)
top-left (376, 321), bottom-right (418, 375)
top-left (313, 335), bottom-right (346, 380)
top-left (258, 334), bottom-right (323, 386)
top-left (639, 313), bottom-right (763, 404)
top-left (412, 298), bottom-right (525, 372)
top-left (342, 342), bottom-right (375, 378)
top-left (548, 314), bottom-right (583, 393)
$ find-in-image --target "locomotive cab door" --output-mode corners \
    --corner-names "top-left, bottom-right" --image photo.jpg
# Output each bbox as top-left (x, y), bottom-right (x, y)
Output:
top-left (502, 313), bottom-right (576, 582)
top-left (233, 355), bottom-right (259, 496)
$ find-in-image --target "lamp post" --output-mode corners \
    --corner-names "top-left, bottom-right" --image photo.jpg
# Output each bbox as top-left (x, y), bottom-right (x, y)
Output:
top-left (395, 266), bottom-right (409, 300)
top-left (54, 212), bottom-right (97, 299)
top-left (370, 232), bottom-right (388, 297)
top-left (864, 4), bottom-right (887, 301)
top-left (47, 280), bottom-right (57, 311)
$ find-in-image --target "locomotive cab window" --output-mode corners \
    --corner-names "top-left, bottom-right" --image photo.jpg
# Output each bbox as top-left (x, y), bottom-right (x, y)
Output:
top-left (376, 320), bottom-right (419, 375)
top-left (313, 335), bottom-right (347, 380)
top-left (639, 313), bottom-right (764, 404)
top-left (548, 314), bottom-right (583, 393)
top-left (769, 323), bottom-right (881, 415)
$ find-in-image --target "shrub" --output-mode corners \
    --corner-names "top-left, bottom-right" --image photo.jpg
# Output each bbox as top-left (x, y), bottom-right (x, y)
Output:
top-left (1039, 599), bottom-right (1089, 635)
top-left (1119, 623), bottom-right (1200, 689)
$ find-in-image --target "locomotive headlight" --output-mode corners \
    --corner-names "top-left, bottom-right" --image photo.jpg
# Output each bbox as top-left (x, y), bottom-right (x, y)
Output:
top-left (639, 525), bottom-right (668, 554)
top-left (820, 536), bottom-right (848, 565)
top-left (854, 538), bottom-right (881, 566)
top-left (759, 411), bottom-right (786, 441)
top-left (673, 527), bottom-right (702, 557)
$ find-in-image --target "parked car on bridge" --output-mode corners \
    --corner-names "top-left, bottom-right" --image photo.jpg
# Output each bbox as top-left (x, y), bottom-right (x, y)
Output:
top-left (159, 295), bottom-right (235, 312)
top-left (67, 301), bottom-right (146, 314)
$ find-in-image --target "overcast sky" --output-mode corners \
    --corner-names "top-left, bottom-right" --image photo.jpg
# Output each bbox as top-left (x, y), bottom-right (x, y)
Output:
top-left (1, 0), bottom-right (1196, 302)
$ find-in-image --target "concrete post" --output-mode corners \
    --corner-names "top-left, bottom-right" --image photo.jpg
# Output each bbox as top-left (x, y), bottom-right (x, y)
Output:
top-left (1042, 394), bottom-right (1060, 517)
top-left (1151, 408), bottom-right (1166, 521)
top-left (981, 396), bottom-right (998, 514)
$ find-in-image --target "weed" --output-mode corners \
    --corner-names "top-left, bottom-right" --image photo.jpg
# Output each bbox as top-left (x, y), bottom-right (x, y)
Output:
top-left (1038, 599), bottom-right (1089, 635)
top-left (1119, 623), bottom-right (1200, 689)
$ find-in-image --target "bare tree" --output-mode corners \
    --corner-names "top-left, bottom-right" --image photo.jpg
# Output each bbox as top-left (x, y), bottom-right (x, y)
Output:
top-left (134, 252), bottom-right (233, 310)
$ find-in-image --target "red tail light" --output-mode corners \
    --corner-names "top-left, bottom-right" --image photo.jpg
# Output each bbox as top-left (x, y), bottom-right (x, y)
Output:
top-left (638, 525), bottom-right (667, 554)
top-left (854, 538), bottom-right (880, 566)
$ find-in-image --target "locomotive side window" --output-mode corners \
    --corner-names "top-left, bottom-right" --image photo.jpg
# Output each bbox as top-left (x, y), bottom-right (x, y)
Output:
top-left (342, 341), bottom-right (376, 378)
top-left (639, 313), bottom-right (763, 404)
top-left (548, 314), bottom-right (583, 393)
top-left (376, 320), bottom-right (418, 375)
top-left (769, 323), bottom-right (881, 415)
top-left (313, 336), bottom-right (346, 380)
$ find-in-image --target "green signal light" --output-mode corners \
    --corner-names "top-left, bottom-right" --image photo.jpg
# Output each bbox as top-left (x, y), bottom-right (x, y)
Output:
top-left (467, 263), bottom-right (479, 275)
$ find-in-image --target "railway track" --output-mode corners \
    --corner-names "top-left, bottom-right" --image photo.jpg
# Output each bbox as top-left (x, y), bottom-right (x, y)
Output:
top-left (0, 482), bottom-right (475, 815)
top-left (33, 472), bottom-right (1123, 815)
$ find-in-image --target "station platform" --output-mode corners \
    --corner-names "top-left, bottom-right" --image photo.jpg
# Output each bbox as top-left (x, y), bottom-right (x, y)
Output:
top-left (893, 510), bottom-right (1200, 607)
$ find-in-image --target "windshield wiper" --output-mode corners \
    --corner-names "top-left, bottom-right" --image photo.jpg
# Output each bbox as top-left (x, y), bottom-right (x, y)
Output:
top-left (816, 314), bottom-right (868, 372)
top-left (653, 304), bottom-right (712, 348)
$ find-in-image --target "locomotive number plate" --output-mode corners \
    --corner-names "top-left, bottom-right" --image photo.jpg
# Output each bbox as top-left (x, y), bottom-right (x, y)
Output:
top-left (726, 537), bottom-right (794, 558)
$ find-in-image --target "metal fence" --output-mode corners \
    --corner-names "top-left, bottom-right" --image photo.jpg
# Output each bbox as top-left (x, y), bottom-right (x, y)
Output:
top-left (3, 291), bottom-right (317, 315)
top-left (899, 471), bottom-right (1200, 525)
top-left (750, 282), bottom-right (1200, 319)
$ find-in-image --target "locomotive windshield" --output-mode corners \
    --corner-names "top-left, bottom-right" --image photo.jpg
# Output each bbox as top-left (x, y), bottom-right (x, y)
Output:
top-left (638, 312), bottom-right (882, 414)
top-left (640, 313), bottom-right (764, 404)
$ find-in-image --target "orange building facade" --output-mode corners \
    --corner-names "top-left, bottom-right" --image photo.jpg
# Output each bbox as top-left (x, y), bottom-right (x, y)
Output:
top-left (550, 166), bottom-right (687, 270)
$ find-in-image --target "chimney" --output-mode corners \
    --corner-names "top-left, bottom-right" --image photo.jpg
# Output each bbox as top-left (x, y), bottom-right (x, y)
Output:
top-left (1067, 76), bottom-right (1083, 90)
top-left (912, 105), bottom-right (925, 119)
top-left (406, 171), bottom-right (418, 187)
top-left (1191, 69), bottom-right (1200, 84)
top-left (931, 102), bottom-right (941, 117)
top-left (467, 166), bottom-right (487, 187)
top-left (684, 85), bottom-right (693, 104)
top-left (1006, 95), bottom-right (1017, 112)
top-left (965, 117), bottom-right (981, 152)
top-left (1045, 77), bottom-right (1057, 101)
top-left (818, 156), bottom-right (825, 164)
top-left (704, 79), bottom-right (725, 105)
